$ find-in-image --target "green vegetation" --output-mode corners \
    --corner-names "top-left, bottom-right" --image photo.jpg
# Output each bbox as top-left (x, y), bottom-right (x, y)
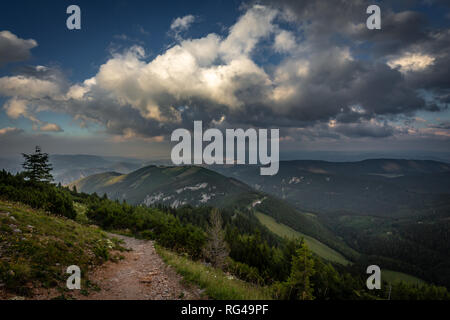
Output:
top-left (202, 209), bottom-right (230, 268)
top-left (325, 213), bottom-right (450, 289)
top-left (255, 211), bottom-right (350, 265)
top-left (383, 270), bottom-right (426, 285)
top-left (256, 196), bottom-right (359, 261)
top-left (285, 242), bottom-right (316, 300)
top-left (0, 200), bottom-right (124, 296)
top-left (73, 202), bottom-right (89, 225)
top-left (0, 170), bottom-right (76, 219)
top-left (1, 165), bottom-right (449, 300)
top-left (84, 197), bottom-right (206, 259)
top-left (21, 146), bottom-right (53, 183)
top-left (70, 165), bottom-right (255, 208)
top-left (156, 245), bottom-right (272, 300)
top-left (80, 192), bottom-right (450, 300)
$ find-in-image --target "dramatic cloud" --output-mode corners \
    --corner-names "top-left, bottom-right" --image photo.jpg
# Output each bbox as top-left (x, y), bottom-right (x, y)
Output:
top-left (0, 2), bottom-right (449, 143)
top-left (387, 53), bottom-right (435, 73)
top-left (334, 120), bottom-right (397, 138)
top-left (0, 31), bottom-right (37, 67)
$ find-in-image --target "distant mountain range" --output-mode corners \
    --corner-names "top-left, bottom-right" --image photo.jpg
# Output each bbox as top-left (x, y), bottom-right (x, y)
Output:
top-left (50, 154), bottom-right (144, 185)
top-left (210, 159), bottom-right (450, 217)
top-left (209, 159), bottom-right (450, 286)
top-left (0, 154), bottom-right (145, 185)
top-left (3, 155), bottom-right (450, 284)
top-left (70, 164), bottom-right (361, 261)
top-left (4, 155), bottom-right (446, 286)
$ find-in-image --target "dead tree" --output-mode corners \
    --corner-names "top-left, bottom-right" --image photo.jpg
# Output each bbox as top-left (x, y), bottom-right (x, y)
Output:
top-left (203, 209), bottom-right (229, 269)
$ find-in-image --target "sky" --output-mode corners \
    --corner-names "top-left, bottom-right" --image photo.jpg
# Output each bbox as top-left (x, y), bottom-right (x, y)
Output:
top-left (0, 0), bottom-right (449, 161)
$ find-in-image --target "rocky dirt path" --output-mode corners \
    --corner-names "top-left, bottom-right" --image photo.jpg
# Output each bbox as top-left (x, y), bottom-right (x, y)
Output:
top-left (73, 234), bottom-right (203, 300)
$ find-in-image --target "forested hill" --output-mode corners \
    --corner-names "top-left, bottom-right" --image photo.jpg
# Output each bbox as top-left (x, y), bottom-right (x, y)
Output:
top-left (211, 159), bottom-right (450, 288)
top-left (70, 165), bottom-right (257, 207)
top-left (1, 170), bottom-right (449, 300)
top-left (69, 165), bottom-right (358, 262)
top-left (210, 159), bottom-right (450, 217)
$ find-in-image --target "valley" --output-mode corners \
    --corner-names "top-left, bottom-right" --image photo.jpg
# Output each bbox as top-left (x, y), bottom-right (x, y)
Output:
top-left (1, 156), bottom-right (450, 299)
top-left (254, 211), bottom-right (350, 266)
top-left (70, 164), bottom-right (358, 265)
top-left (68, 158), bottom-right (450, 289)
top-left (70, 165), bottom-right (259, 208)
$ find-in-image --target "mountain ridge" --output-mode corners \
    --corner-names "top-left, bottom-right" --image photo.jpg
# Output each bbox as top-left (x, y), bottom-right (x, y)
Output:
top-left (70, 164), bottom-right (359, 262)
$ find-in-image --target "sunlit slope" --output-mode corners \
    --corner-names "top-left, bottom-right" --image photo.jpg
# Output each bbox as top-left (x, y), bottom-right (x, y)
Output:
top-left (383, 270), bottom-right (426, 285)
top-left (72, 165), bottom-right (358, 263)
top-left (71, 165), bottom-right (258, 207)
top-left (255, 211), bottom-right (350, 265)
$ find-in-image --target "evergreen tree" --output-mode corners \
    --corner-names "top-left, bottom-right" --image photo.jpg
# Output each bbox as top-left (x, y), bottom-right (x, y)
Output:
top-left (203, 209), bottom-right (229, 268)
top-left (22, 146), bottom-right (53, 183)
top-left (288, 242), bottom-right (316, 300)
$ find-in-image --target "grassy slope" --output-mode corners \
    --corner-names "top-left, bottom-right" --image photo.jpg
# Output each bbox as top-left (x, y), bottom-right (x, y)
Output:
top-left (71, 165), bottom-right (256, 206)
top-left (0, 200), bottom-right (124, 297)
top-left (255, 196), bottom-right (360, 261)
top-left (156, 245), bottom-right (272, 300)
top-left (255, 211), bottom-right (350, 266)
top-left (383, 270), bottom-right (426, 285)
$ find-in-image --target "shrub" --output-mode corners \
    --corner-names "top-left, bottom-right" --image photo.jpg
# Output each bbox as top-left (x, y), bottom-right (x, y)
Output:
top-left (0, 170), bottom-right (76, 219)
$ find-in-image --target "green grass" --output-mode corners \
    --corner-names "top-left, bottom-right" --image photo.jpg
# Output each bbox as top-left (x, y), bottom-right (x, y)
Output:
top-left (155, 245), bottom-right (272, 300)
top-left (73, 202), bottom-right (89, 225)
top-left (255, 211), bottom-right (350, 266)
top-left (383, 270), bottom-right (426, 285)
top-left (0, 200), bottom-right (124, 297)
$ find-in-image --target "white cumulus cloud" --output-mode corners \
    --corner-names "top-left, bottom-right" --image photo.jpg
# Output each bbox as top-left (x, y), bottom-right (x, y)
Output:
top-left (170, 15), bottom-right (195, 31)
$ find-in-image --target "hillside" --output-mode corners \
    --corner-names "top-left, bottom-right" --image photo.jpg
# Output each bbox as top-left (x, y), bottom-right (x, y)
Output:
top-left (1, 170), bottom-right (449, 300)
top-left (211, 159), bottom-right (450, 287)
top-left (70, 165), bottom-right (258, 208)
top-left (43, 161), bottom-right (450, 290)
top-left (210, 159), bottom-right (450, 217)
top-left (254, 212), bottom-right (350, 265)
top-left (70, 165), bottom-right (358, 263)
top-left (50, 155), bottom-right (143, 185)
top-left (0, 200), bottom-right (124, 298)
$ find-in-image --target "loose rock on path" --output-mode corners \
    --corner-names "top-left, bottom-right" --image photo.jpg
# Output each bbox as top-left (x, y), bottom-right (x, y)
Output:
top-left (75, 234), bottom-right (203, 300)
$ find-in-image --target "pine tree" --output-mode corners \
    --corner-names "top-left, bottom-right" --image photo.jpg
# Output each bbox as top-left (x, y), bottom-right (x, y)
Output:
top-left (288, 242), bottom-right (316, 300)
top-left (203, 209), bottom-right (229, 268)
top-left (22, 146), bottom-right (53, 183)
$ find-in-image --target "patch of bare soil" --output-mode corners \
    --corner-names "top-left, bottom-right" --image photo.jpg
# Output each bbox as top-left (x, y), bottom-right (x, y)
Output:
top-left (35, 234), bottom-right (203, 300)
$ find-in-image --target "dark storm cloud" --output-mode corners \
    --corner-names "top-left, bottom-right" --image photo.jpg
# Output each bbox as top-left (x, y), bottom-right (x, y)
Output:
top-left (429, 121), bottom-right (450, 129)
top-left (352, 10), bottom-right (430, 56)
top-left (254, 0), bottom-right (449, 126)
top-left (1, 2), bottom-right (449, 142)
top-left (403, 29), bottom-right (450, 90)
top-left (334, 121), bottom-right (396, 138)
top-left (0, 31), bottom-right (37, 67)
top-left (279, 120), bottom-right (398, 140)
